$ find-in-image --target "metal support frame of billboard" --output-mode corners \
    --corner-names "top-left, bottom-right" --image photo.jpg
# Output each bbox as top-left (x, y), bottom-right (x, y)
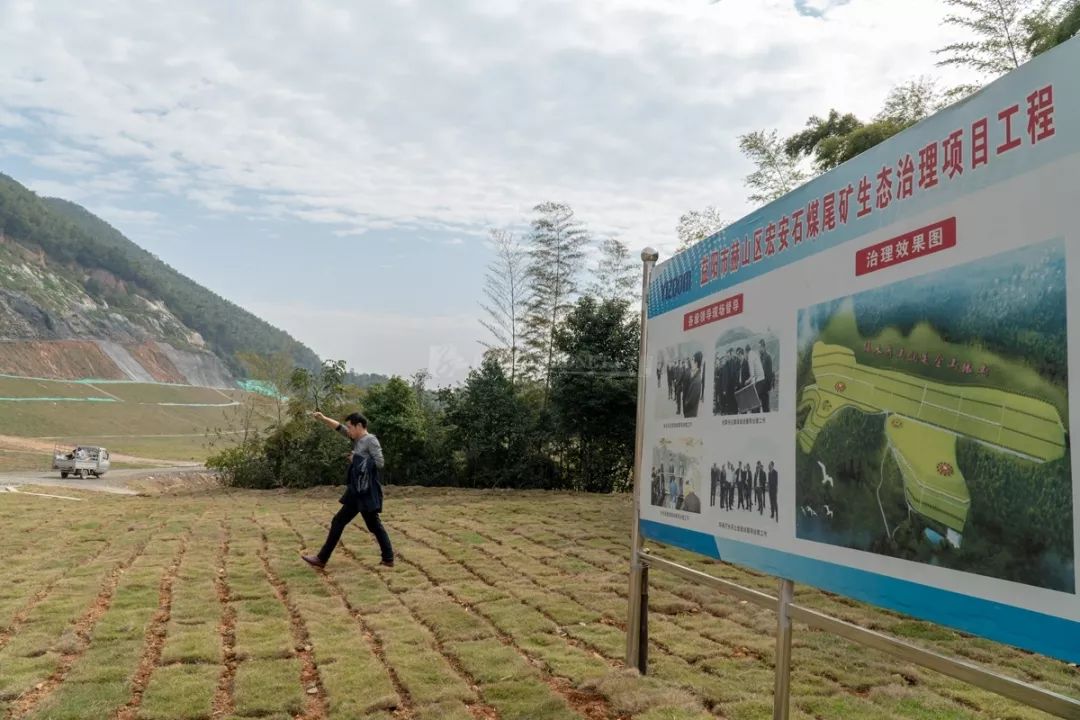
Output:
top-left (625, 252), bottom-right (1080, 720)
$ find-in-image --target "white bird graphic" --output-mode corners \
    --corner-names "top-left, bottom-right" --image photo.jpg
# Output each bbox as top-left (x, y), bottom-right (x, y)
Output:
top-left (817, 461), bottom-right (834, 487)
top-left (824, 504), bottom-right (834, 519)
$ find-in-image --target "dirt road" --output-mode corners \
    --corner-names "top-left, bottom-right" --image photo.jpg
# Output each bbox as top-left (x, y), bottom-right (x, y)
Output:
top-left (0, 434), bottom-right (197, 467)
top-left (0, 466), bottom-right (208, 495)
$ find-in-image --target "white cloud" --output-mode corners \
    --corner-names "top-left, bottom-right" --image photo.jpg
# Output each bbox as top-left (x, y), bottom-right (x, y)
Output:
top-left (0, 0), bottom-right (978, 261)
top-left (0, 0), bottom-right (987, 374)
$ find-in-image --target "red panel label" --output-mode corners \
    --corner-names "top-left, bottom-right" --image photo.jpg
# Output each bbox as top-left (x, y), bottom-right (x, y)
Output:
top-left (683, 293), bottom-right (743, 331)
top-left (856, 217), bottom-right (957, 276)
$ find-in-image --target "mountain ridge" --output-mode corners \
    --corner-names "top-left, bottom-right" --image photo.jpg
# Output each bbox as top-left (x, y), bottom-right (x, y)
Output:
top-left (0, 172), bottom-right (321, 386)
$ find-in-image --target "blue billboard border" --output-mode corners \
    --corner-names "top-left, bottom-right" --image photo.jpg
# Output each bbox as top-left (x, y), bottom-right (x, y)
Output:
top-left (647, 37), bottom-right (1080, 320)
top-left (641, 519), bottom-right (1080, 664)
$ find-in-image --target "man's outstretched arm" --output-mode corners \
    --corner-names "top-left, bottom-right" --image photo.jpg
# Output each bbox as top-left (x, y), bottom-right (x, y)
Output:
top-left (312, 412), bottom-right (352, 442)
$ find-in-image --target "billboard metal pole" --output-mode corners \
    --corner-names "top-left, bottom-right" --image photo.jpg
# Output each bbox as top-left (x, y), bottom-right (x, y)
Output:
top-left (626, 246), bottom-right (659, 671)
top-left (773, 578), bottom-right (795, 720)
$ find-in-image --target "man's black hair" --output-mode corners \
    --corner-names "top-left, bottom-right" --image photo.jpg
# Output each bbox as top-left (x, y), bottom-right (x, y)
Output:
top-left (693, 351), bottom-right (703, 368)
top-left (344, 412), bottom-right (369, 429)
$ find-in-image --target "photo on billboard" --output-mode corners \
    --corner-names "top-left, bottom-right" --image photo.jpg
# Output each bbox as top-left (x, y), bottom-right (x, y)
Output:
top-left (712, 328), bottom-right (779, 416)
top-left (649, 437), bottom-right (705, 513)
top-left (794, 238), bottom-right (1073, 593)
top-left (706, 457), bottom-right (781, 523)
top-left (652, 342), bottom-right (706, 420)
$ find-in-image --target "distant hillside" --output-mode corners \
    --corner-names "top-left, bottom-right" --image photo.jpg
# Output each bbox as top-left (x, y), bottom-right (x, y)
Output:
top-left (0, 172), bottom-right (321, 384)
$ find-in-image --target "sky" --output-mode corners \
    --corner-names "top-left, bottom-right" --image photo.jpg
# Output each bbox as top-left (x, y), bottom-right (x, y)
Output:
top-left (0, 0), bottom-right (977, 384)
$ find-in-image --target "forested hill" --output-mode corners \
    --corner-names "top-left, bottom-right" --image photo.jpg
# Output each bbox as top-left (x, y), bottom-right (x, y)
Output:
top-left (0, 172), bottom-right (320, 381)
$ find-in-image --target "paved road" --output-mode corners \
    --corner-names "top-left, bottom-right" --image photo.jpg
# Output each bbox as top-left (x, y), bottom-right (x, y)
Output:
top-left (0, 466), bottom-right (204, 495)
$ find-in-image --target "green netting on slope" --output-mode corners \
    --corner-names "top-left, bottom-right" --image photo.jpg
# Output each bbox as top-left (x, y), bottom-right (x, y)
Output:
top-left (236, 379), bottom-right (286, 400)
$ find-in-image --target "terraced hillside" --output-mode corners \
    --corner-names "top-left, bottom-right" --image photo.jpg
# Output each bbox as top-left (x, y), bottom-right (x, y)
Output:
top-left (0, 375), bottom-right (272, 470)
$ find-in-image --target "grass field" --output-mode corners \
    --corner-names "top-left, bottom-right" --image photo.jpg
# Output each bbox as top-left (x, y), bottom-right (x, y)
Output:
top-left (85, 384), bottom-right (236, 406)
top-left (799, 343), bottom-right (1066, 462)
top-left (0, 377), bottom-right (110, 401)
top-left (0, 485), bottom-right (1076, 720)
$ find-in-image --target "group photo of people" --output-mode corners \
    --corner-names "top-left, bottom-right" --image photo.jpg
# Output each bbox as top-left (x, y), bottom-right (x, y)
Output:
top-left (713, 331), bottom-right (779, 416)
top-left (708, 459), bottom-right (780, 522)
top-left (653, 342), bottom-right (706, 419)
top-left (649, 440), bottom-right (703, 514)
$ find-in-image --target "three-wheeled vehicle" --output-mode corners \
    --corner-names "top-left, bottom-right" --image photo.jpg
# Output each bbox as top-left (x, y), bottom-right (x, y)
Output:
top-left (52, 445), bottom-right (111, 479)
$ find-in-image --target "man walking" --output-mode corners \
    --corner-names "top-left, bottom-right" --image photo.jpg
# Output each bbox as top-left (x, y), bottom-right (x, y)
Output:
top-left (302, 411), bottom-right (395, 569)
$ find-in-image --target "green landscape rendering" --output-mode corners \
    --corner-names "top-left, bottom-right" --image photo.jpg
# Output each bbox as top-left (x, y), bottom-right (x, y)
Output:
top-left (795, 238), bottom-right (1074, 593)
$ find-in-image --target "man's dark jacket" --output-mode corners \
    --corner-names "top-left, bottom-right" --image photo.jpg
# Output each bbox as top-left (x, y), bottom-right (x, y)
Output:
top-left (340, 454), bottom-right (383, 513)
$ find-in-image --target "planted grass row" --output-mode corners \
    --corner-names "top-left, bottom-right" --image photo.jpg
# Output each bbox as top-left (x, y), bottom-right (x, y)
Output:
top-left (0, 526), bottom-right (112, 649)
top-left (258, 512), bottom-right (402, 720)
top-left (281, 510), bottom-right (477, 720)
top-left (307, 516), bottom-right (586, 720)
top-left (515, 508), bottom-right (1080, 716)
top-left (428, 497), bottom-right (1080, 719)
top-left (138, 514), bottom-right (228, 720)
top-left (3, 488), bottom-right (1078, 720)
top-left (227, 516), bottom-right (304, 718)
top-left (0, 511), bottom-right (163, 716)
top-left (384, 516), bottom-right (711, 720)
top-left (22, 525), bottom-right (186, 720)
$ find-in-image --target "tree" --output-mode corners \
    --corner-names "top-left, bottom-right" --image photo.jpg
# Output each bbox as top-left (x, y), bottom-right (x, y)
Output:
top-left (444, 356), bottom-right (545, 488)
top-left (785, 111), bottom-right (864, 173)
top-left (935, 0), bottom-right (1059, 94)
top-left (675, 206), bottom-right (726, 254)
top-left (237, 350), bottom-right (295, 481)
top-left (784, 80), bottom-right (940, 174)
top-left (589, 236), bottom-right (637, 306)
top-left (522, 202), bottom-right (590, 391)
top-left (288, 359), bottom-right (346, 417)
top-left (550, 296), bottom-right (639, 493)
top-left (479, 228), bottom-right (527, 386)
top-left (1026, 0), bottom-right (1080, 54)
top-left (411, 369), bottom-right (431, 405)
top-left (738, 130), bottom-right (807, 205)
top-left (361, 377), bottom-right (427, 485)
top-left (876, 77), bottom-right (943, 125)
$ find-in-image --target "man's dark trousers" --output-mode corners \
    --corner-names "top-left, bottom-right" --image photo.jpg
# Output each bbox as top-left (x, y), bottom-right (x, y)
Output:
top-left (318, 503), bottom-right (393, 564)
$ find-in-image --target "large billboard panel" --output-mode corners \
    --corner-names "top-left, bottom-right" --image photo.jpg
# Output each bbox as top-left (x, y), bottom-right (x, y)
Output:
top-left (641, 38), bottom-right (1080, 663)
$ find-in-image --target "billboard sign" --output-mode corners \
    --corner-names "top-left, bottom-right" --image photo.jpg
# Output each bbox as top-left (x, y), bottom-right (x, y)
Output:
top-left (641, 38), bottom-right (1080, 663)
